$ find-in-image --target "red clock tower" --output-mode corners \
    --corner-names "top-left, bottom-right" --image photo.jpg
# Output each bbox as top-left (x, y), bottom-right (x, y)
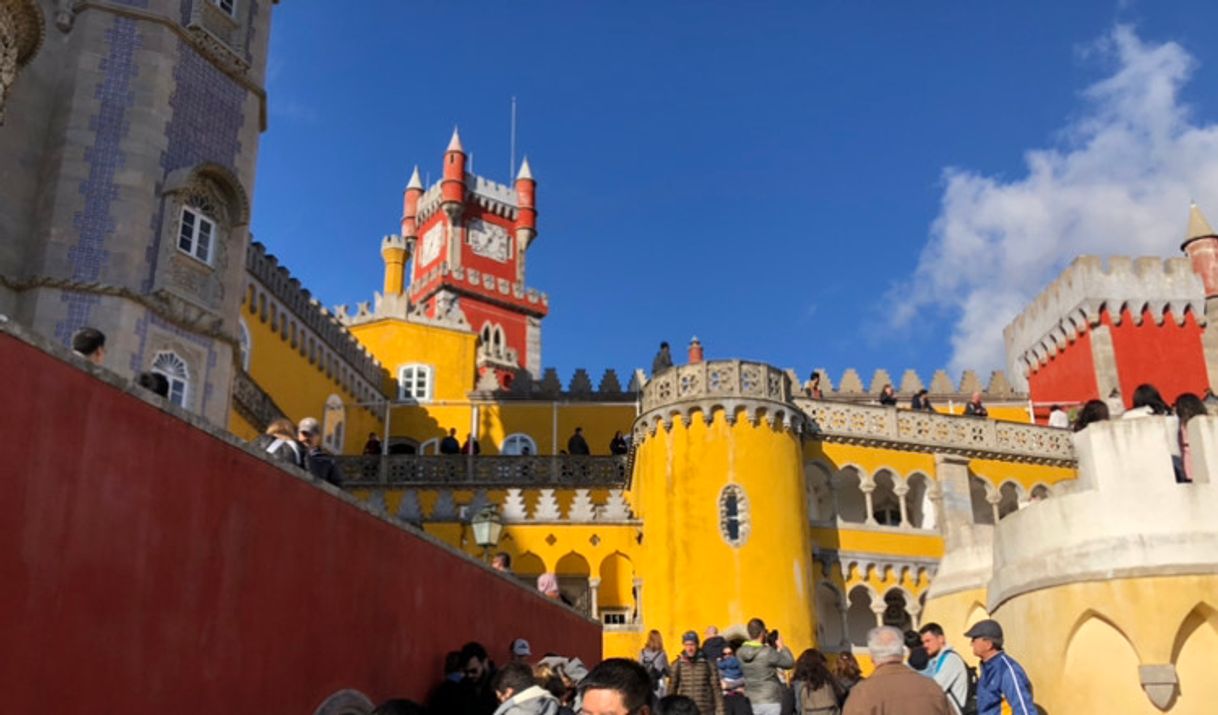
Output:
top-left (398, 129), bottom-right (548, 387)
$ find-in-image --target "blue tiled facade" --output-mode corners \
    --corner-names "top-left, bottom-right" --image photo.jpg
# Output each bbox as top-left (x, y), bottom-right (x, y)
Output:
top-left (55, 17), bottom-right (142, 345)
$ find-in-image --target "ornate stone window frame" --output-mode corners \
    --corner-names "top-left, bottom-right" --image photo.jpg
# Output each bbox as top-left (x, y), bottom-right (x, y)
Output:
top-left (151, 350), bottom-right (191, 408)
top-left (719, 484), bottom-right (750, 547)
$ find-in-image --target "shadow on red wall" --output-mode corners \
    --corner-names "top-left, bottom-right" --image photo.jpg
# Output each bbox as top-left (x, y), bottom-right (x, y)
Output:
top-left (0, 329), bottom-right (600, 713)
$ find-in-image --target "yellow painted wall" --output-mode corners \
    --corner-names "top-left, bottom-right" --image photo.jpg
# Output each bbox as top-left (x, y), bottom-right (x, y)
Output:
top-left (234, 290), bottom-right (383, 455)
top-left (350, 318), bottom-right (477, 400)
top-left (632, 410), bottom-right (816, 658)
top-left (990, 576), bottom-right (1218, 715)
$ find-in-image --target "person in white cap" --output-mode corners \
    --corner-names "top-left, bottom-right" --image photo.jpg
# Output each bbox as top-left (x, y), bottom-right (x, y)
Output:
top-left (511, 638), bottom-right (532, 662)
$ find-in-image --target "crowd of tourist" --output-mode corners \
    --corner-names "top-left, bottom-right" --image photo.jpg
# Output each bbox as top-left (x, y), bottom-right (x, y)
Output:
top-left (366, 615), bottom-right (1031, 715)
top-left (1065, 382), bottom-right (1204, 482)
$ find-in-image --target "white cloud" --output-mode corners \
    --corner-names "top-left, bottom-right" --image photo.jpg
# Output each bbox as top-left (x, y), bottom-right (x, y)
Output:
top-left (894, 25), bottom-right (1218, 377)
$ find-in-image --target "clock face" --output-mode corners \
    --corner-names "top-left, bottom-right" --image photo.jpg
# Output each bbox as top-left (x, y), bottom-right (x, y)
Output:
top-left (467, 218), bottom-right (511, 263)
top-left (419, 222), bottom-right (444, 266)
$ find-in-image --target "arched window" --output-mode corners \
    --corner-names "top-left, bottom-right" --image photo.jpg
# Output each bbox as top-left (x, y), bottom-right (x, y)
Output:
top-left (501, 433), bottom-right (537, 455)
top-left (322, 394), bottom-right (345, 453)
top-left (237, 318), bottom-right (251, 372)
top-left (397, 364), bottom-right (433, 402)
top-left (151, 351), bottom-right (190, 407)
top-left (719, 484), bottom-right (750, 547)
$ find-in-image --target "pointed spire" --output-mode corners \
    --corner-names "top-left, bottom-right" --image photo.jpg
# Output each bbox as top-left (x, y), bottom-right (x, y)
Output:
top-left (516, 156), bottom-right (533, 181)
top-left (1186, 201), bottom-right (1216, 242)
top-left (447, 126), bottom-right (464, 153)
top-left (407, 165), bottom-right (423, 190)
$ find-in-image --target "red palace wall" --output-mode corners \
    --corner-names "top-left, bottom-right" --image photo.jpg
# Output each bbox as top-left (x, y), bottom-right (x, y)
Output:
top-left (1104, 306), bottom-right (1208, 406)
top-left (463, 300), bottom-right (531, 366)
top-left (1026, 329), bottom-right (1100, 418)
top-left (0, 330), bottom-right (600, 713)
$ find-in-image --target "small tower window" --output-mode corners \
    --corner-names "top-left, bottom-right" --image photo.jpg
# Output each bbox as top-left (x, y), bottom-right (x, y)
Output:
top-left (719, 485), bottom-right (750, 547)
top-left (397, 364), bottom-right (433, 402)
top-left (151, 351), bottom-right (190, 408)
top-left (177, 206), bottom-right (215, 264)
top-left (212, 0), bottom-right (237, 17)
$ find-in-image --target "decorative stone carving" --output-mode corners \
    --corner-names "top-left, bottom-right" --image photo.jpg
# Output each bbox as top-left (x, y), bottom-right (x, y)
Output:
top-left (397, 490), bottom-right (422, 525)
top-left (431, 490), bottom-right (456, 521)
top-left (502, 488), bottom-right (527, 522)
top-left (568, 489), bottom-right (596, 521)
top-left (1138, 664), bottom-right (1178, 710)
top-left (532, 488), bottom-right (561, 521)
top-left (600, 489), bottom-right (632, 521)
top-left (797, 398), bottom-right (1074, 465)
top-left (231, 369), bottom-right (286, 432)
top-left (0, 0), bottom-right (44, 125)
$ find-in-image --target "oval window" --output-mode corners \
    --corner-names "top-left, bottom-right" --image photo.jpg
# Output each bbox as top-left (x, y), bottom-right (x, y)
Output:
top-left (719, 484), bottom-right (750, 547)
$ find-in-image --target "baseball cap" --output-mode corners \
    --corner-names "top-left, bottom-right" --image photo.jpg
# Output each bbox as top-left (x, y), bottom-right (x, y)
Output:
top-left (964, 619), bottom-right (1004, 642)
top-left (511, 638), bottom-right (532, 657)
top-left (682, 630), bottom-right (699, 645)
top-left (298, 417), bottom-right (321, 436)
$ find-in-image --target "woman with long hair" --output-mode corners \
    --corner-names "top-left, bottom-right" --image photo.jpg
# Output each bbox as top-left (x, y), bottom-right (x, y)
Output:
top-left (792, 648), bottom-right (842, 714)
top-left (1072, 399), bottom-right (1110, 432)
top-left (831, 652), bottom-right (862, 703)
top-left (640, 629), bottom-right (671, 698)
top-left (1124, 383), bottom-right (1171, 418)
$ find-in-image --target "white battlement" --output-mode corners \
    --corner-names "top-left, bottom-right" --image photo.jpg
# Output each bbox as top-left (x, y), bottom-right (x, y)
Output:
top-left (1003, 256), bottom-right (1206, 389)
top-left (987, 416), bottom-right (1215, 609)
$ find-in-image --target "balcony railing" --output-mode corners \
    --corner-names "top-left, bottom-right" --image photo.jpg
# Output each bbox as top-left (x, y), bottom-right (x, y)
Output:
top-left (334, 454), bottom-right (630, 487)
top-left (795, 398), bottom-right (1075, 465)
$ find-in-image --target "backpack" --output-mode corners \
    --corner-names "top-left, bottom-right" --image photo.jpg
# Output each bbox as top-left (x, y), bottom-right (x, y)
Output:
top-left (641, 652), bottom-right (664, 690)
top-left (946, 651), bottom-right (979, 715)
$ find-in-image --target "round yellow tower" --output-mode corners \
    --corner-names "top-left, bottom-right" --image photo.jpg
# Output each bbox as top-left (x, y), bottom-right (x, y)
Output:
top-left (631, 359), bottom-right (817, 652)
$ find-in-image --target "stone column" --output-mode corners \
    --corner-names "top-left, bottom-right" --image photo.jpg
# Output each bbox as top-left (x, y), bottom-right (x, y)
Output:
top-left (932, 454), bottom-right (975, 546)
top-left (906, 599), bottom-right (923, 629)
top-left (986, 490), bottom-right (1002, 524)
top-left (588, 577), bottom-right (601, 620)
top-left (632, 577), bottom-right (644, 625)
top-left (861, 481), bottom-right (877, 526)
top-left (894, 483), bottom-right (911, 528)
top-left (870, 600), bottom-right (886, 628)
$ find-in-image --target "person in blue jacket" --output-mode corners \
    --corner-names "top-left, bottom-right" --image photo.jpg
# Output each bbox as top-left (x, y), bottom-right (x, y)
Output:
top-left (965, 619), bottom-right (1035, 715)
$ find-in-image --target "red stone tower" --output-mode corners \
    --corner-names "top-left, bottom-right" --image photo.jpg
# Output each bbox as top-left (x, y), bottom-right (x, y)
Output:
top-left (1004, 204), bottom-right (1217, 418)
top-left (401, 130), bottom-right (549, 386)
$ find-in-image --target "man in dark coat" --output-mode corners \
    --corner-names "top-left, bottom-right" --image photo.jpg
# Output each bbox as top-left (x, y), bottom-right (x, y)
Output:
top-left (567, 427), bottom-right (590, 456)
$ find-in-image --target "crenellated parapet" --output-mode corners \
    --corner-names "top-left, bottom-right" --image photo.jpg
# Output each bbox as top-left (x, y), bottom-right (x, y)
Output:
top-left (244, 242), bottom-right (389, 404)
top-left (1003, 256), bottom-right (1205, 389)
top-left (799, 366), bottom-right (1022, 403)
top-left (417, 172), bottom-right (520, 224)
top-left (473, 366), bottom-right (638, 402)
top-left (636, 360), bottom-right (806, 436)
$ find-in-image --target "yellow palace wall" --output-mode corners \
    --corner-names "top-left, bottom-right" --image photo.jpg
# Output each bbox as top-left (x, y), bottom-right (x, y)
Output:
top-left (228, 290), bottom-right (384, 454)
top-left (631, 409), bottom-right (817, 659)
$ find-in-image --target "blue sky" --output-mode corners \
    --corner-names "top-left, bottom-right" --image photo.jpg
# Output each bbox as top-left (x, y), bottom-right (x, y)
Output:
top-left (252, 2), bottom-right (1218, 388)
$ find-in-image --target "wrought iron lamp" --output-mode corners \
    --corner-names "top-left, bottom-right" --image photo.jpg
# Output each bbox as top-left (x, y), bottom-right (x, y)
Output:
top-left (470, 505), bottom-right (504, 562)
